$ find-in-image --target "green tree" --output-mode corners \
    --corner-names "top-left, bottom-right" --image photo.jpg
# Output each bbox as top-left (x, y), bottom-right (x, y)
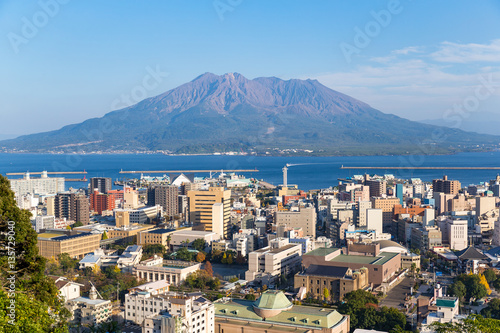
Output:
top-left (166, 234), bottom-right (172, 250)
top-left (481, 298), bottom-right (500, 319)
top-left (192, 238), bottom-right (206, 252)
top-left (245, 293), bottom-right (256, 301)
top-left (431, 314), bottom-right (500, 333)
top-left (101, 231), bottom-right (108, 240)
top-left (449, 280), bottom-right (467, 301)
top-left (58, 253), bottom-right (78, 271)
top-left (484, 269), bottom-right (497, 283)
top-left (72, 221), bottom-right (84, 228)
top-left (176, 247), bottom-right (194, 261)
top-left (0, 175), bottom-right (69, 332)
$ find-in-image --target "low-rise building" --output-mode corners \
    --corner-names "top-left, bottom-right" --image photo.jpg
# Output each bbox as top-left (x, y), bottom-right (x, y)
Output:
top-left (37, 231), bottom-right (101, 259)
top-left (302, 242), bottom-right (401, 286)
top-left (133, 260), bottom-right (201, 285)
top-left (214, 290), bottom-right (349, 333)
top-left (422, 297), bottom-right (465, 330)
top-left (294, 265), bottom-right (369, 302)
top-left (124, 290), bottom-right (214, 330)
top-left (65, 285), bottom-right (112, 327)
top-left (245, 238), bottom-right (302, 284)
top-left (50, 276), bottom-right (84, 302)
top-left (79, 245), bottom-right (143, 269)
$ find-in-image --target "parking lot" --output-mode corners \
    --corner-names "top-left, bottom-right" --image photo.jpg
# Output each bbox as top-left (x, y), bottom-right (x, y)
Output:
top-left (380, 277), bottom-right (413, 310)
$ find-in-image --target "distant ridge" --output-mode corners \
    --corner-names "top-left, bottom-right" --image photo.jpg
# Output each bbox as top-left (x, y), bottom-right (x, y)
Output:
top-left (2, 72), bottom-right (499, 155)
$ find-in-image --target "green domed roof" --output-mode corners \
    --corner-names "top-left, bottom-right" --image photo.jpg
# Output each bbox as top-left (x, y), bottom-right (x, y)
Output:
top-left (253, 291), bottom-right (292, 310)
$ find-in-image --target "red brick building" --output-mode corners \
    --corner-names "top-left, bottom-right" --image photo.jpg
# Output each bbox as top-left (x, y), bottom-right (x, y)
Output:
top-left (90, 189), bottom-right (115, 215)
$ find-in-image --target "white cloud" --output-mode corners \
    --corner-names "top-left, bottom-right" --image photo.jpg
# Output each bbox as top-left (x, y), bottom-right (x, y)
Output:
top-left (309, 41), bottom-right (500, 121)
top-left (430, 39), bottom-right (500, 63)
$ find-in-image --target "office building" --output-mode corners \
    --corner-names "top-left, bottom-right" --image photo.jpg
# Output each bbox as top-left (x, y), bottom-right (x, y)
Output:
top-left (152, 185), bottom-right (179, 217)
top-left (437, 217), bottom-right (468, 251)
top-left (433, 175), bottom-right (461, 195)
top-left (411, 226), bottom-right (442, 252)
top-left (245, 238), bottom-right (302, 284)
top-left (37, 232), bottom-right (101, 259)
top-left (89, 177), bottom-right (112, 194)
top-left (275, 206), bottom-right (317, 238)
top-left (365, 179), bottom-right (386, 197)
top-left (366, 208), bottom-right (383, 235)
top-left (371, 197), bottom-right (400, 227)
top-left (188, 187), bottom-right (231, 239)
top-left (356, 201), bottom-right (372, 228)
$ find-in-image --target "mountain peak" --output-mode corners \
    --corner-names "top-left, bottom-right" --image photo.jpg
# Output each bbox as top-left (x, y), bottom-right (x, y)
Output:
top-left (2, 72), bottom-right (498, 155)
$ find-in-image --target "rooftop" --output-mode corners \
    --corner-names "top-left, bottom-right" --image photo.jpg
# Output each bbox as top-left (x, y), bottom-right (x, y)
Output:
top-left (268, 244), bottom-right (300, 254)
top-left (300, 265), bottom-right (349, 278)
top-left (331, 252), bottom-right (399, 265)
top-left (214, 298), bottom-right (345, 329)
top-left (148, 229), bottom-right (173, 234)
top-left (304, 248), bottom-right (339, 257)
top-left (435, 297), bottom-right (457, 308)
top-left (253, 290), bottom-right (292, 310)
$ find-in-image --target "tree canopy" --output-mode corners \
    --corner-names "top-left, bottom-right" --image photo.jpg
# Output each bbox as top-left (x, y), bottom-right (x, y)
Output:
top-left (0, 175), bottom-right (69, 332)
top-left (337, 290), bottom-right (407, 333)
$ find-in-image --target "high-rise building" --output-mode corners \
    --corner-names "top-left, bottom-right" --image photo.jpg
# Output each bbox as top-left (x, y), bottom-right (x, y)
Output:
top-left (366, 208), bottom-right (383, 235)
top-left (89, 177), bottom-right (112, 194)
top-left (395, 183), bottom-right (404, 205)
top-left (10, 171), bottom-right (64, 196)
top-left (365, 178), bottom-right (387, 197)
top-left (371, 197), bottom-right (400, 227)
top-left (356, 200), bottom-right (372, 228)
top-left (275, 206), bottom-right (317, 238)
top-left (55, 192), bottom-right (90, 225)
top-left (188, 187), bottom-right (231, 239)
top-left (154, 185), bottom-right (178, 217)
top-left (89, 189), bottom-right (115, 215)
top-left (433, 175), bottom-right (461, 195)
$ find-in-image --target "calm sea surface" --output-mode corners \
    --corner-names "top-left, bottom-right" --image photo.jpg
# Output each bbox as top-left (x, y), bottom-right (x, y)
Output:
top-left (1, 152), bottom-right (500, 191)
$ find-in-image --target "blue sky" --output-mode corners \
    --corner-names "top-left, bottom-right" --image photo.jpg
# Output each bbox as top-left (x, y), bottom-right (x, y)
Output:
top-left (1, 0), bottom-right (500, 137)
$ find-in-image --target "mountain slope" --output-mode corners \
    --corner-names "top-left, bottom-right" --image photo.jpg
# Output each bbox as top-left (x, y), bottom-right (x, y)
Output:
top-left (2, 72), bottom-right (499, 155)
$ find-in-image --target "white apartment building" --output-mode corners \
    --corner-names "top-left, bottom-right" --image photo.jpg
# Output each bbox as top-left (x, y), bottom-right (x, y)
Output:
top-left (129, 205), bottom-right (163, 224)
top-left (233, 229), bottom-right (258, 256)
top-left (289, 237), bottom-right (313, 255)
top-left (10, 171), bottom-right (64, 196)
top-left (33, 215), bottom-right (71, 232)
top-left (245, 238), bottom-right (302, 284)
top-left (65, 286), bottom-right (111, 326)
top-left (125, 291), bottom-right (214, 333)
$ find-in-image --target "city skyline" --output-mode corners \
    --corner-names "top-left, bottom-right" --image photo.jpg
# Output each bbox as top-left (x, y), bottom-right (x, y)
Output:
top-left (1, 0), bottom-right (500, 137)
